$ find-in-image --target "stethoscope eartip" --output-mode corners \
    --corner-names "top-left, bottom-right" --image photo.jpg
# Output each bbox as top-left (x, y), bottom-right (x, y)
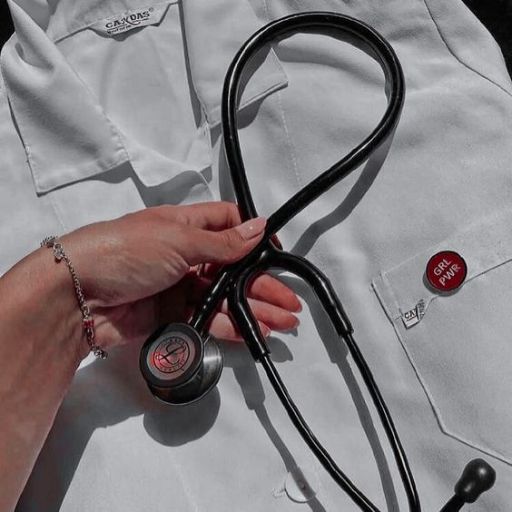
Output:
top-left (454, 458), bottom-right (496, 504)
top-left (441, 458), bottom-right (496, 512)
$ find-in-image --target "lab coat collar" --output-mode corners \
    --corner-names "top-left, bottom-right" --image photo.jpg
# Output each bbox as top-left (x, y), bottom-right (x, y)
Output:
top-left (1, 0), bottom-right (130, 195)
top-left (0, 0), bottom-right (287, 195)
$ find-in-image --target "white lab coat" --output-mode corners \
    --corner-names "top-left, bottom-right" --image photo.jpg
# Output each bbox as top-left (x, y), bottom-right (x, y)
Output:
top-left (2, 0), bottom-right (512, 510)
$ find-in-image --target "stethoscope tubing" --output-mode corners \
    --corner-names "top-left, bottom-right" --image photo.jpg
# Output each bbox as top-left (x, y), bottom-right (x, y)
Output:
top-left (140, 11), bottom-right (496, 510)
top-left (191, 11), bottom-right (405, 334)
top-left (228, 248), bottom-right (420, 512)
top-left (189, 11), bottom-right (418, 512)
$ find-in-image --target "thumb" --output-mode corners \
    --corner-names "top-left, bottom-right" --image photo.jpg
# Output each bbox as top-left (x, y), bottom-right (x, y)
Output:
top-left (182, 217), bottom-right (267, 266)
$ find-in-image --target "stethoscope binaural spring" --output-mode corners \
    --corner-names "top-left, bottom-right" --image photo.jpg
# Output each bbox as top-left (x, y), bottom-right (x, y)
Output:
top-left (140, 12), bottom-right (496, 511)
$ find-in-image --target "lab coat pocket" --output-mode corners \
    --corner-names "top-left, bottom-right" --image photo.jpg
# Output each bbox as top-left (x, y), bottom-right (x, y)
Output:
top-left (372, 207), bottom-right (512, 465)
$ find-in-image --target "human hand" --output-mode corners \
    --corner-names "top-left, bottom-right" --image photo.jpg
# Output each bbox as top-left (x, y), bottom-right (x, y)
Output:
top-left (59, 202), bottom-right (301, 357)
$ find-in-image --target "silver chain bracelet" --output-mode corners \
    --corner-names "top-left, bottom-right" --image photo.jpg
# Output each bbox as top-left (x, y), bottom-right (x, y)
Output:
top-left (40, 236), bottom-right (108, 359)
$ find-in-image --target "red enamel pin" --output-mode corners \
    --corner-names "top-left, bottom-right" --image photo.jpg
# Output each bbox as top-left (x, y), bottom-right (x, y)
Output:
top-left (426, 250), bottom-right (467, 292)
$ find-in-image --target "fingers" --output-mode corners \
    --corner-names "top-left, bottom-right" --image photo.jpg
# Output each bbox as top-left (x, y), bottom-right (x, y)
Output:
top-left (209, 295), bottom-right (299, 341)
top-left (197, 265), bottom-right (301, 314)
top-left (247, 273), bottom-right (302, 312)
top-left (209, 312), bottom-right (271, 342)
top-left (180, 217), bottom-right (267, 266)
top-left (220, 297), bottom-right (299, 332)
top-left (148, 202), bottom-right (274, 267)
top-left (151, 201), bottom-right (244, 231)
top-left (156, 268), bottom-right (300, 345)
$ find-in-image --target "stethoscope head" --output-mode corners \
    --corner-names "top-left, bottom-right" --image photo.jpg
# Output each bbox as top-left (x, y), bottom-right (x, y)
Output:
top-left (139, 323), bottom-right (223, 405)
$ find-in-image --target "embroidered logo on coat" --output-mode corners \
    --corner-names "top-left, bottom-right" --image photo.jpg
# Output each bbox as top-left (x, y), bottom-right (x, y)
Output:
top-left (106, 9), bottom-right (152, 32)
top-left (91, 4), bottom-right (171, 36)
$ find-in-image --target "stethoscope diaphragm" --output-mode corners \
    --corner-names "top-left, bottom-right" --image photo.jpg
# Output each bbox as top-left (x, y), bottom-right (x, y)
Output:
top-left (140, 323), bottom-right (223, 405)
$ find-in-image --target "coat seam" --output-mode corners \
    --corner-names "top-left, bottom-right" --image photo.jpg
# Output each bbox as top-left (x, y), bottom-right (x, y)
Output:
top-left (422, 0), bottom-right (512, 100)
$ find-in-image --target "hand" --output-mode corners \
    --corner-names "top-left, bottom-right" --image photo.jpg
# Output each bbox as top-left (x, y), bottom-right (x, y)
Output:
top-left (60, 202), bottom-right (301, 356)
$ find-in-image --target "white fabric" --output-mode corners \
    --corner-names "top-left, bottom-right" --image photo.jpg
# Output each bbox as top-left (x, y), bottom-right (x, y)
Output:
top-left (0, 0), bottom-right (511, 510)
top-left (1, 0), bottom-right (287, 193)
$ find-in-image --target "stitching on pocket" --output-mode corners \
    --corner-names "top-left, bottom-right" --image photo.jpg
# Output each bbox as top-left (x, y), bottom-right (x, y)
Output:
top-left (389, 311), bottom-right (512, 466)
top-left (373, 233), bottom-right (512, 466)
top-left (422, 0), bottom-right (512, 100)
top-left (372, 203), bottom-right (512, 465)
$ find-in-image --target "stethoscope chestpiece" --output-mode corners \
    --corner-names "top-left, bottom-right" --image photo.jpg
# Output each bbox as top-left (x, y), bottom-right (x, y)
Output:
top-left (139, 323), bottom-right (223, 405)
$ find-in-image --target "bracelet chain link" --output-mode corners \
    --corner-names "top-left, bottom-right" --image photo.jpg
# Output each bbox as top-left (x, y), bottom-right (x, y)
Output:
top-left (40, 235), bottom-right (108, 359)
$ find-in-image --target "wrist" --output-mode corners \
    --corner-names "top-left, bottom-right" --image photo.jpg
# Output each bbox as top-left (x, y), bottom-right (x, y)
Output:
top-left (0, 244), bottom-right (89, 370)
top-left (0, 243), bottom-right (89, 510)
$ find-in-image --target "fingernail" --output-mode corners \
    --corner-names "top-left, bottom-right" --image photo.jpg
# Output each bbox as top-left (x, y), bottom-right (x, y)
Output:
top-left (260, 324), bottom-right (271, 338)
top-left (235, 217), bottom-right (267, 240)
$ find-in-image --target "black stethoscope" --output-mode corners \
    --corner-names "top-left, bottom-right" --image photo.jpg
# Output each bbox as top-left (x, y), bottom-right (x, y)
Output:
top-left (139, 12), bottom-right (496, 511)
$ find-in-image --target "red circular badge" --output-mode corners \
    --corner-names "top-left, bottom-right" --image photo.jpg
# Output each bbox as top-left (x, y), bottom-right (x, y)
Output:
top-left (426, 251), bottom-right (467, 292)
